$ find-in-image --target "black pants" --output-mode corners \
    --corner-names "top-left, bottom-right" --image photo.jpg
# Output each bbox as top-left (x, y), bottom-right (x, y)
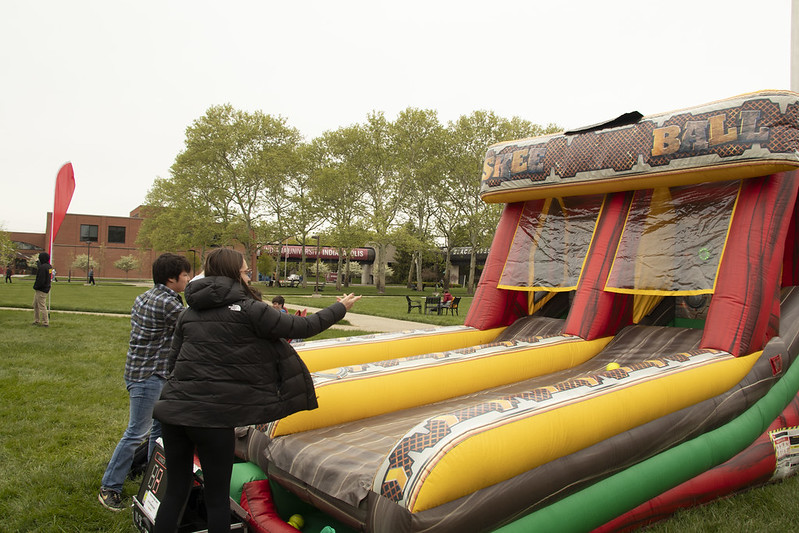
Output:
top-left (154, 424), bottom-right (235, 533)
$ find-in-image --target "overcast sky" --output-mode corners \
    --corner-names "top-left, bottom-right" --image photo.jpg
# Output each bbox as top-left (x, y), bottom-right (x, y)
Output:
top-left (0, 0), bottom-right (792, 233)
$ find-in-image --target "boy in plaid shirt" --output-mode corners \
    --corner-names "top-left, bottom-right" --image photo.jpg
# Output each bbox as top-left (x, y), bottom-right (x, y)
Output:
top-left (98, 253), bottom-right (191, 511)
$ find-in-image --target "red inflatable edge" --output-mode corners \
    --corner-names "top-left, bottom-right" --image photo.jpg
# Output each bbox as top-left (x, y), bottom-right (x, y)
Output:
top-left (240, 479), bottom-right (298, 533)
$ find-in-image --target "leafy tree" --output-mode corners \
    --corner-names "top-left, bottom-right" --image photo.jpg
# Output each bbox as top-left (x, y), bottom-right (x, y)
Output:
top-left (306, 127), bottom-right (370, 290)
top-left (256, 253), bottom-right (276, 281)
top-left (71, 254), bottom-right (99, 279)
top-left (351, 112), bottom-right (406, 294)
top-left (137, 181), bottom-right (220, 258)
top-left (114, 255), bottom-right (140, 279)
top-left (434, 203), bottom-right (462, 290)
top-left (393, 108), bottom-right (446, 291)
top-left (135, 103), bottom-right (558, 292)
top-left (0, 227), bottom-right (14, 269)
top-left (391, 222), bottom-right (426, 287)
top-left (141, 104), bottom-right (303, 274)
top-left (345, 260), bottom-right (363, 284)
top-left (286, 143), bottom-right (326, 287)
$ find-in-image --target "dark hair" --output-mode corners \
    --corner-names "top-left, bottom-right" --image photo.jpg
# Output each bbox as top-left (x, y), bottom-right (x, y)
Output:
top-left (271, 295), bottom-right (285, 306)
top-left (204, 248), bottom-right (262, 301)
top-left (152, 253), bottom-right (191, 286)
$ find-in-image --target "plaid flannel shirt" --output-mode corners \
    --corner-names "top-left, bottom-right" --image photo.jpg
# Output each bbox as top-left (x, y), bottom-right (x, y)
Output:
top-left (124, 284), bottom-right (184, 382)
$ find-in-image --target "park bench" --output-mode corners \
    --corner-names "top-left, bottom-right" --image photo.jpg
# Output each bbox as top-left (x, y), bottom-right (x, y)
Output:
top-left (406, 295), bottom-right (422, 313)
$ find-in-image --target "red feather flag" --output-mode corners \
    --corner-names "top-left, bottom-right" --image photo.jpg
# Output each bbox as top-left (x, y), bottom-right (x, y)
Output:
top-left (49, 162), bottom-right (75, 256)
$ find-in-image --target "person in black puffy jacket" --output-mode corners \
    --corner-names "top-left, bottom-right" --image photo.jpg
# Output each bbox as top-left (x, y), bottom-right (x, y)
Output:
top-left (153, 248), bottom-right (360, 533)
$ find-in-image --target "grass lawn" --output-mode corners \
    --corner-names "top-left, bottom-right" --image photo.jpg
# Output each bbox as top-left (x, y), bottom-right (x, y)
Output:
top-left (0, 280), bottom-right (472, 326)
top-left (1, 283), bottom-right (798, 532)
top-left (1, 280), bottom-right (156, 314)
top-left (0, 310), bottom-right (142, 531)
top-left (644, 475), bottom-right (799, 532)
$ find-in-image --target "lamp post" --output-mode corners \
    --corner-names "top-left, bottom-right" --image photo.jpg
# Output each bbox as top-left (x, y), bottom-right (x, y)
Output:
top-left (284, 242), bottom-right (289, 280)
top-left (312, 234), bottom-right (320, 295)
top-left (80, 228), bottom-right (97, 284)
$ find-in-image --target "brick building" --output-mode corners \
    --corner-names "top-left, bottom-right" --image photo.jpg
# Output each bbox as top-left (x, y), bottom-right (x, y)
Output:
top-left (10, 208), bottom-right (156, 280)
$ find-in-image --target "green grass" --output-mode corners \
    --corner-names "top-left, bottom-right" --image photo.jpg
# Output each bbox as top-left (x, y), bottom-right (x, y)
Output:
top-left (1, 281), bottom-right (154, 314)
top-left (277, 294), bottom-right (472, 327)
top-left (2, 283), bottom-right (799, 532)
top-left (0, 308), bottom-right (363, 532)
top-left (257, 283), bottom-right (474, 327)
top-left (0, 281), bottom-right (474, 326)
top-left (643, 475), bottom-right (799, 532)
top-left (0, 311), bottom-right (138, 532)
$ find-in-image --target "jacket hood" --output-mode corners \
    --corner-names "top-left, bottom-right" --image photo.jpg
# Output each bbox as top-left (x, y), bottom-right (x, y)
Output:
top-left (184, 276), bottom-right (250, 310)
top-left (38, 252), bottom-right (50, 264)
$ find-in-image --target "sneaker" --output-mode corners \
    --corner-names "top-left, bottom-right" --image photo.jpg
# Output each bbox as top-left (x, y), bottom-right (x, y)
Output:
top-left (98, 488), bottom-right (124, 511)
top-left (31, 322), bottom-right (39, 326)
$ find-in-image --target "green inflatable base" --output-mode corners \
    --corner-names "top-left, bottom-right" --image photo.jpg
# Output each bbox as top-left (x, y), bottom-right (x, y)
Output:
top-left (494, 352), bottom-right (799, 532)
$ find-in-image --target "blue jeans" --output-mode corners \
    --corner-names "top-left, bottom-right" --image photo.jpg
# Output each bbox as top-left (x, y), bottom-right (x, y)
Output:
top-left (101, 375), bottom-right (165, 493)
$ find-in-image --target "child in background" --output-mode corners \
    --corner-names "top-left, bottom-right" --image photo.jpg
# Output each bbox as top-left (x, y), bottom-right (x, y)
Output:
top-left (272, 295), bottom-right (287, 313)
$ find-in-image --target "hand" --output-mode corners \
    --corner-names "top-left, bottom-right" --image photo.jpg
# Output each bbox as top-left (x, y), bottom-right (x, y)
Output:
top-left (337, 293), bottom-right (362, 311)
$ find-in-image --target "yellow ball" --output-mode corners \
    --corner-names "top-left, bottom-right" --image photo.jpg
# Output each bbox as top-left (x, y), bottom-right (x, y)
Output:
top-left (288, 514), bottom-right (305, 529)
top-left (605, 362), bottom-right (620, 371)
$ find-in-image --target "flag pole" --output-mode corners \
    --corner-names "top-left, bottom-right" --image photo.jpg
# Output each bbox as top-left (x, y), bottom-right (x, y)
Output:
top-left (48, 175), bottom-right (56, 317)
top-left (48, 171), bottom-right (58, 317)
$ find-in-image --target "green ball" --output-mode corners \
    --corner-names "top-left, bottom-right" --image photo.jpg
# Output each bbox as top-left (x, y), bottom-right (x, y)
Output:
top-left (288, 514), bottom-right (304, 529)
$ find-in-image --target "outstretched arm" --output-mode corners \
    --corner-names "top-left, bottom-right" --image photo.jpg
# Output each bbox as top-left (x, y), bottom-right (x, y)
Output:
top-left (337, 293), bottom-right (362, 311)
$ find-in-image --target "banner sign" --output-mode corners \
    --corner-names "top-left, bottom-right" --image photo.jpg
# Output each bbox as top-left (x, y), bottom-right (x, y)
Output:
top-left (261, 245), bottom-right (375, 261)
top-left (50, 162), bottom-right (75, 256)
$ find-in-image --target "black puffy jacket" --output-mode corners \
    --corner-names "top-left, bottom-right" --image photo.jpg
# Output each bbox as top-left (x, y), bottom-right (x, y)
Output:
top-left (153, 276), bottom-right (346, 428)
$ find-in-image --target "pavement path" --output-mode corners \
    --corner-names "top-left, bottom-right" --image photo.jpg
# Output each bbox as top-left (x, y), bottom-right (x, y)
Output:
top-left (284, 305), bottom-right (431, 332)
top-left (0, 306), bottom-right (431, 333)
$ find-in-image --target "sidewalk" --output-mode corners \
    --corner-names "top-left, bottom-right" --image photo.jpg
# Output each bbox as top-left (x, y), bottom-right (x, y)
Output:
top-left (286, 305), bottom-right (431, 332)
top-left (0, 306), bottom-right (432, 333)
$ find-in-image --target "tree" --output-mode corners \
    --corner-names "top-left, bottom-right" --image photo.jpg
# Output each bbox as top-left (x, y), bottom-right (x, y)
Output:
top-left (306, 127), bottom-right (370, 290)
top-left (114, 255), bottom-right (140, 279)
top-left (0, 226), bottom-right (14, 269)
top-left (434, 198), bottom-right (462, 290)
top-left (445, 112), bottom-right (560, 293)
top-left (140, 104), bottom-right (303, 274)
top-left (286, 143), bottom-right (325, 287)
top-left (352, 112), bottom-right (406, 294)
top-left (137, 179), bottom-right (220, 257)
top-left (393, 108), bottom-right (447, 291)
top-left (71, 254), bottom-right (98, 279)
top-left (256, 253), bottom-right (276, 281)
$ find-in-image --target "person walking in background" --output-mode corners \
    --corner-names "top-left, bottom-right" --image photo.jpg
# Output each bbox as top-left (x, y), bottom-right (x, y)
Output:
top-left (88, 266), bottom-right (96, 285)
top-left (32, 252), bottom-right (51, 327)
top-left (152, 248), bottom-right (360, 533)
top-left (98, 253), bottom-right (192, 512)
top-left (5, 265), bottom-right (12, 283)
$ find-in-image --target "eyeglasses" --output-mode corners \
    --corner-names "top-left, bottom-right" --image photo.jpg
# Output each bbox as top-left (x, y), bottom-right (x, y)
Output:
top-left (241, 269), bottom-right (252, 277)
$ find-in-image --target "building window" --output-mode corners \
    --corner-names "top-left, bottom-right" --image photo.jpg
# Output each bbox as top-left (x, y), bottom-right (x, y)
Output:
top-left (12, 241), bottom-right (44, 251)
top-left (80, 224), bottom-right (98, 242)
top-left (108, 226), bottom-right (126, 244)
